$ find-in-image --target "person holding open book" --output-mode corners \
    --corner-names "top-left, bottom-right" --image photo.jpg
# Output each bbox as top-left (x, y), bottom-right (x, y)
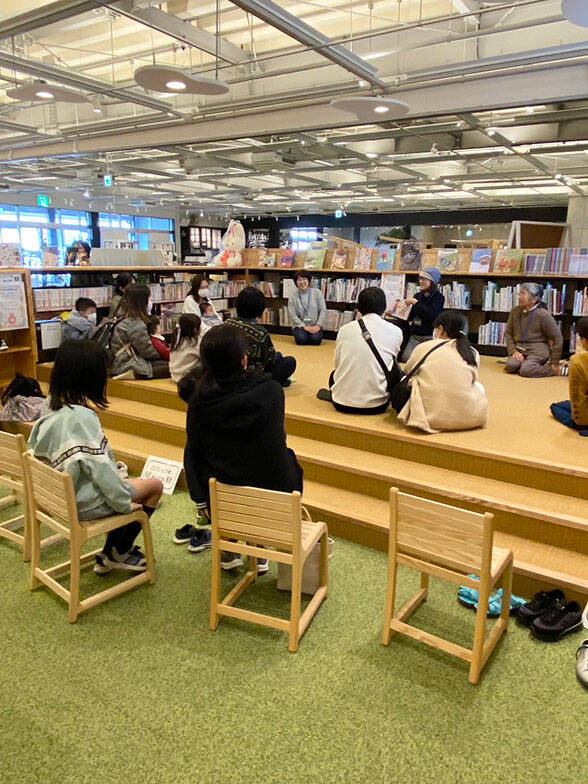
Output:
top-left (398, 267), bottom-right (445, 362)
top-left (504, 282), bottom-right (563, 378)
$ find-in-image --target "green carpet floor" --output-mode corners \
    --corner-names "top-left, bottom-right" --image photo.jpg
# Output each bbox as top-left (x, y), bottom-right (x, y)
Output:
top-left (1, 490), bottom-right (586, 784)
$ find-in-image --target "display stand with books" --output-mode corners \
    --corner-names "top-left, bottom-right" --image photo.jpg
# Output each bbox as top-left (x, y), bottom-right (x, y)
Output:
top-left (0, 268), bottom-right (38, 395)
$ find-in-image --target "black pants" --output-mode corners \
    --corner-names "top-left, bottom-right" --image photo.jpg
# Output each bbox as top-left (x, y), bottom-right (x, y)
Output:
top-left (105, 521), bottom-right (142, 556)
top-left (269, 352), bottom-right (296, 385)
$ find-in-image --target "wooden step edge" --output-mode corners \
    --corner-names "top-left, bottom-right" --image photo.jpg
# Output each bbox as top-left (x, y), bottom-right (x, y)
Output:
top-left (297, 450), bottom-right (588, 533)
top-left (512, 558), bottom-right (588, 595)
top-left (286, 410), bottom-right (588, 482)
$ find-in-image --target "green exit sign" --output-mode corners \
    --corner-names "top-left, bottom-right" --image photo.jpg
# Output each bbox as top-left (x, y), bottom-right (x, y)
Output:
top-left (37, 194), bottom-right (50, 207)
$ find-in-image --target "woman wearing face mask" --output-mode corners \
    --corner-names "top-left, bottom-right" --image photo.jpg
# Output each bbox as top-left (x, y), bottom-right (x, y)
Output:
top-left (182, 275), bottom-right (222, 326)
top-left (109, 283), bottom-right (170, 380)
top-left (504, 282), bottom-right (563, 377)
top-left (287, 270), bottom-right (327, 345)
top-left (399, 267), bottom-right (445, 362)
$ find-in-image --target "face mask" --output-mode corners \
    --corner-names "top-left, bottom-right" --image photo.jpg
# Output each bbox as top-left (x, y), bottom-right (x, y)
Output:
top-left (199, 288), bottom-right (210, 298)
top-left (147, 299), bottom-right (153, 314)
top-left (87, 313), bottom-right (97, 325)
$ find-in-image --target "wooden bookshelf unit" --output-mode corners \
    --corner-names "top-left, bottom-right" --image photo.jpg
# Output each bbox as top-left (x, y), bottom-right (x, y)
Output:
top-left (0, 268), bottom-right (38, 395)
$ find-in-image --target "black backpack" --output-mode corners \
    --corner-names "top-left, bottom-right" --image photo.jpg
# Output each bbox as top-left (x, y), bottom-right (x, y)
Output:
top-left (90, 315), bottom-right (124, 365)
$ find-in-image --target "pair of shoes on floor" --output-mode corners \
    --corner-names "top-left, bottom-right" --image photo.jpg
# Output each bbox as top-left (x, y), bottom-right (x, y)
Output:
top-left (576, 639), bottom-right (588, 689)
top-left (220, 552), bottom-right (269, 575)
top-left (93, 546), bottom-right (146, 575)
top-left (457, 575), bottom-right (525, 618)
top-left (173, 525), bottom-right (213, 552)
top-left (517, 589), bottom-right (584, 642)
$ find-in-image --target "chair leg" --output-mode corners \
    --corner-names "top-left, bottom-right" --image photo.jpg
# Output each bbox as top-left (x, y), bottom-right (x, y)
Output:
top-left (469, 582), bottom-right (490, 684)
top-left (420, 572), bottom-right (429, 600)
top-left (319, 531), bottom-right (329, 598)
top-left (289, 557), bottom-right (302, 653)
top-left (29, 516), bottom-right (41, 590)
top-left (68, 541), bottom-right (81, 624)
top-left (22, 503), bottom-right (31, 563)
top-left (382, 556), bottom-right (398, 646)
top-left (501, 558), bottom-right (513, 628)
top-left (141, 520), bottom-right (156, 584)
top-left (210, 542), bottom-right (221, 631)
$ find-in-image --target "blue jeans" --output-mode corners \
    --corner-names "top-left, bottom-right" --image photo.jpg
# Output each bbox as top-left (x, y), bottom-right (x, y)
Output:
top-left (550, 400), bottom-right (588, 435)
top-left (293, 327), bottom-right (323, 346)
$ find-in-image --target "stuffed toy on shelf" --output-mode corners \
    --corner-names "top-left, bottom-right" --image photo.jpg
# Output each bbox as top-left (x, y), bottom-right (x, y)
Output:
top-left (213, 220), bottom-right (246, 267)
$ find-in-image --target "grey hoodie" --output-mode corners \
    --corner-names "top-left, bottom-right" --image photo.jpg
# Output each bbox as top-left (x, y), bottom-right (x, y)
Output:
top-left (62, 310), bottom-right (92, 342)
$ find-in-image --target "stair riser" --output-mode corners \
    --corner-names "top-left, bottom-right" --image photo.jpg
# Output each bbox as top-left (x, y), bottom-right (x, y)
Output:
top-left (300, 458), bottom-right (588, 556)
top-left (97, 409), bottom-right (186, 448)
top-left (289, 417), bottom-right (588, 500)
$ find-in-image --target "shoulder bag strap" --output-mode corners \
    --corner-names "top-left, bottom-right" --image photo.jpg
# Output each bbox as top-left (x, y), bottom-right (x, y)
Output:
top-left (358, 318), bottom-right (392, 381)
top-left (404, 340), bottom-right (450, 381)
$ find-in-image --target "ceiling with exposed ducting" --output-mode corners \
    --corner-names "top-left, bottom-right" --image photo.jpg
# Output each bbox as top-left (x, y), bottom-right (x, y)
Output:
top-left (0, 0), bottom-right (587, 216)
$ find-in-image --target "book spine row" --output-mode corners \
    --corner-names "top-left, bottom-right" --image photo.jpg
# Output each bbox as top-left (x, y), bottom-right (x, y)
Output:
top-left (34, 286), bottom-right (113, 309)
top-left (439, 282), bottom-right (471, 310)
top-left (478, 321), bottom-right (507, 346)
top-left (573, 287), bottom-right (588, 316)
top-left (482, 283), bottom-right (567, 314)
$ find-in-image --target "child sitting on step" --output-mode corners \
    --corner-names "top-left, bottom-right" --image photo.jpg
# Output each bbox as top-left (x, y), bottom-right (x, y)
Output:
top-left (170, 313), bottom-right (209, 384)
top-left (550, 316), bottom-right (588, 436)
top-left (28, 339), bottom-right (163, 574)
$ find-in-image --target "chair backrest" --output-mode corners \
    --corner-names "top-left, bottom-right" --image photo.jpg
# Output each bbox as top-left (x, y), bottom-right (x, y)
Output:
top-left (209, 479), bottom-right (302, 550)
top-left (0, 430), bottom-right (26, 492)
top-left (391, 488), bottom-right (493, 577)
top-left (24, 453), bottom-right (79, 531)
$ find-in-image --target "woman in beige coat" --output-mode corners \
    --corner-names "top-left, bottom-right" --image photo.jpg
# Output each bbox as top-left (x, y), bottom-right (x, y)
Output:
top-left (398, 311), bottom-right (488, 434)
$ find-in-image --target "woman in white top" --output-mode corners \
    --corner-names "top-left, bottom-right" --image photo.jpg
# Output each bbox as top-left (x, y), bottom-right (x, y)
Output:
top-left (170, 313), bottom-right (209, 383)
top-left (317, 287), bottom-right (403, 414)
top-left (398, 311), bottom-right (488, 434)
top-left (182, 275), bottom-right (222, 326)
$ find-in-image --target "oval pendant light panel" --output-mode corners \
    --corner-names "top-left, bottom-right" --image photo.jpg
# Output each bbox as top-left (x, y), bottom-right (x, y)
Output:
top-left (134, 65), bottom-right (229, 95)
top-left (6, 81), bottom-right (89, 103)
top-left (330, 96), bottom-right (410, 121)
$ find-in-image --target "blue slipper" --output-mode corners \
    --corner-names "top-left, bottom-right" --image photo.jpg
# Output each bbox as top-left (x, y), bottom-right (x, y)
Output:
top-left (477, 589), bottom-right (527, 618)
top-left (457, 575), bottom-right (480, 609)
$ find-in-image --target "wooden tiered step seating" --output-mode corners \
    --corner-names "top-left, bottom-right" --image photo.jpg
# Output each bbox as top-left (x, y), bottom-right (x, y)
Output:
top-left (17, 364), bottom-right (588, 601)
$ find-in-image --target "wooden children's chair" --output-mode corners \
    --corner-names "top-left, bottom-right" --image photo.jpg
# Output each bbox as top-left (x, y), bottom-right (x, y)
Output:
top-left (209, 478), bottom-right (329, 652)
top-left (382, 488), bottom-right (513, 684)
top-left (24, 453), bottom-right (155, 623)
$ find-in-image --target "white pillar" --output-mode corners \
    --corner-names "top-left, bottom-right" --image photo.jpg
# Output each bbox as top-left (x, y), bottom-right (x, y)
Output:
top-left (565, 196), bottom-right (588, 247)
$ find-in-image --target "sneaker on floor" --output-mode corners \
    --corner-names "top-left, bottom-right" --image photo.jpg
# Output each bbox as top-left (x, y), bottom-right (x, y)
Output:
top-left (110, 545), bottom-right (147, 572)
top-left (196, 509), bottom-right (211, 526)
top-left (516, 589), bottom-right (566, 627)
top-left (112, 369), bottom-right (135, 381)
top-left (256, 558), bottom-right (269, 575)
top-left (93, 551), bottom-right (115, 575)
top-left (530, 601), bottom-right (583, 642)
top-left (221, 551), bottom-right (243, 570)
top-left (576, 640), bottom-right (588, 689)
top-left (187, 528), bottom-right (212, 553)
top-left (173, 524), bottom-right (198, 544)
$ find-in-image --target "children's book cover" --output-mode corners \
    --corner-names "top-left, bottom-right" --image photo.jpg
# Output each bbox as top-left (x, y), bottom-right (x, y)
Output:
top-left (280, 249), bottom-right (295, 268)
top-left (304, 240), bottom-right (327, 269)
top-left (331, 248), bottom-right (349, 270)
top-left (353, 246), bottom-right (372, 271)
top-left (469, 248), bottom-right (493, 274)
top-left (398, 242), bottom-right (422, 271)
top-left (492, 249), bottom-right (523, 273)
top-left (436, 249), bottom-right (462, 273)
top-left (376, 247), bottom-right (396, 271)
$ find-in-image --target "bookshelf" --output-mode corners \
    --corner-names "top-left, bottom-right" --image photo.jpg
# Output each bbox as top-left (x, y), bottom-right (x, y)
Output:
top-left (0, 268), bottom-right (38, 395)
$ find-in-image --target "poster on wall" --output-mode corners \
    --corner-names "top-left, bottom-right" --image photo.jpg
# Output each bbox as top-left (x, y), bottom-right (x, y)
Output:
top-left (0, 273), bottom-right (28, 331)
top-left (0, 244), bottom-right (22, 267)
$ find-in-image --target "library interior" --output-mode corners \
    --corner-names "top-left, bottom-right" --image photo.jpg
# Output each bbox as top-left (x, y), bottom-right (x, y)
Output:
top-left (1, 2), bottom-right (588, 783)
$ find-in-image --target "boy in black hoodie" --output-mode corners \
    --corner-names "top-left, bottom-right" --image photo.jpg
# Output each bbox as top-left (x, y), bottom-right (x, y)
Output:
top-left (175, 324), bottom-right (302, 568)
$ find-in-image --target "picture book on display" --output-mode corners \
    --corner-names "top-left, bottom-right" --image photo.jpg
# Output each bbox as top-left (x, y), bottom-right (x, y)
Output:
top-left (469, 248), bottom-right (492, 274)
top-left (331, 248), bottom-right (349, 270)
top-left (304, 240), bottom-right (327, 269)
top-left (280, 249), bottom-right (295, 268)
top-left (376, 247), bottom-right (396, 271)
top-left (354, 246), bottom-right (372, 271)
top-left (435, 249), bottom-right (456, 273)
top-left (380, 273), bottom-right (408, 316)
top-left (398, 242), bottom-right (422, 271)
top-left (492, 249), bottom-right (523, 273)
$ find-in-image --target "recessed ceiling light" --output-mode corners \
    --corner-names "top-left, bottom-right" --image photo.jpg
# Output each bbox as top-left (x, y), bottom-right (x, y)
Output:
top-left (166, 80), bottom-right (187, 90)
top-left (486, 127), bottom-right (498, 136)
top-left (358, 80), bottom-right (367, 87)
top-left (93, 107), bottom-right (102, 114)
top-left (366, 153), bottom-right (378, 158)
top-left (36, 90), bottom-right (54, 99)
top-left (374, 105), bottom-right (389, 114)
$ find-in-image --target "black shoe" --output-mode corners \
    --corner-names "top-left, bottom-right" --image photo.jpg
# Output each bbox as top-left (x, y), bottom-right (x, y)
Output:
top-left (516, 589), bottom-right (566, 627)
top-left (173, 524), bottom-right (198, 545)
top-left (316, 388), bottom-right (332, 402)
top-left (187, 528), bottom-right (212, 553)
top-left (530, 601), bottom-right (584, 642)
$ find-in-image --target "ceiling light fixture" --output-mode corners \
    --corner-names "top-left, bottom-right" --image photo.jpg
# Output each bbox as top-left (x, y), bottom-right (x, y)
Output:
top-left (7, 80), bottom-right (88, 104)
top-left (36, 90), bottom-right (54, 99)
top-left (366, 153), bottom-right (378, 158)
top-left (486, 127), bottom-right (498, 136)
top-left (562, 0), bottom-right (588, 26)
top-left (330, 96), bottom-right (410, 121)
top-left (135, 65), bottom-right (229, 95)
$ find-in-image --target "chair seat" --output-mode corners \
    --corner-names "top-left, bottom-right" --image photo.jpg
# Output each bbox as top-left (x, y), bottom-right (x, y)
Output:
top-left (491, 546), bottom-right (512, 579)
top-left (302, 520), bottom-right (327, 553)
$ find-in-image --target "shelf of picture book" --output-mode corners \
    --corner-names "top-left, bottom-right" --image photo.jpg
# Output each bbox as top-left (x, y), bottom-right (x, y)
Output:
top-left (477, 321), bottom-right (580, 353)
top-left (0, 268), bottom-right (38, 393)
top-left (242, 245), bottom-right (588, 276)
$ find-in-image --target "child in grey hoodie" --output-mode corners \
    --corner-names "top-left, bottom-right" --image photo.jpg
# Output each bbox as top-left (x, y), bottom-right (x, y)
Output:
top-left (28, 339), bottom-right (163, 574)
top-left (61, 297), bottom-right (97, 342)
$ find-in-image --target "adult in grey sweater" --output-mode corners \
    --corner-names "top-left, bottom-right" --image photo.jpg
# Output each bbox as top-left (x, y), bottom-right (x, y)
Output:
top-left (287, 270), bottom-right (327, 345)
top-left (504, 282), bottom-right (563, 378)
